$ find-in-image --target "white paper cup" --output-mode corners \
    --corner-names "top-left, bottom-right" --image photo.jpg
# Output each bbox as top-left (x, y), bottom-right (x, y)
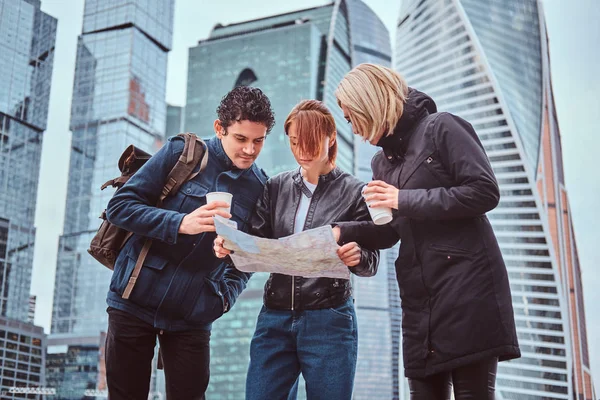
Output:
top-left (362, 186), bottom-right (393, 225)
top-left (206, 192), bottom-right (232, 215)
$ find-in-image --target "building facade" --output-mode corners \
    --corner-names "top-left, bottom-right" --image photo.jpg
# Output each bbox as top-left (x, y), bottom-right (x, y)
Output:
top-left (395, 0), bottom-right (596, 398)
top-left (165, 104), bottom-right (184, 139)
top-left (184, 1), bottom-right (371, 398)
top-left (46, 333), bottom-right (106, 399)
top-left (49, 0), bottom-right (174, 396)
top-left (0, 0), bottom-right (56, 323)
top-left (0, 316), bottom-right (46, 398)
top-left (51, 0), bottom-right (174, 336)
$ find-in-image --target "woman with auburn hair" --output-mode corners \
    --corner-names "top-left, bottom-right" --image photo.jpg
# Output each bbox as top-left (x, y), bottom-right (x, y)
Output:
top-left (214, 99), bottom-right (379, 400)
top-left (333, 63), bottom-right (520, 400)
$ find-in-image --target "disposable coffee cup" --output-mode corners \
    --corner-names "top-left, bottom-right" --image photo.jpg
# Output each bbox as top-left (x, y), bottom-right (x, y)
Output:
top-left (206, 192), bottom-right (232, 215)
top-left (362, 186), bottom-right (393, 225)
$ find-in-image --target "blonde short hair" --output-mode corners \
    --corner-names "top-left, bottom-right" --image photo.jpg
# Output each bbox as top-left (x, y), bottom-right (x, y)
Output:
top-left (335, 63), bottom-right (409, 142)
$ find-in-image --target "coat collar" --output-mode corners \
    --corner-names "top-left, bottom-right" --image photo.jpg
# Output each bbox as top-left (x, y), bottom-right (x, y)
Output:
top-left (292, 166), bottom-right (342, 186)
top-left (207, 136), bottom-right (235, 170)
top-left (376, 88), bottom-right (437, 161)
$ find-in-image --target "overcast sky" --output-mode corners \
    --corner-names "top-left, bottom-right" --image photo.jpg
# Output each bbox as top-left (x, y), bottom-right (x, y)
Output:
top-left (33, 0), bottom-right (599, 388)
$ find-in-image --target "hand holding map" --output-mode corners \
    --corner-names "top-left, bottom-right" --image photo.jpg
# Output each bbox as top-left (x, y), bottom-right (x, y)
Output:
top-left (214, 216), bottom-right (349, 279)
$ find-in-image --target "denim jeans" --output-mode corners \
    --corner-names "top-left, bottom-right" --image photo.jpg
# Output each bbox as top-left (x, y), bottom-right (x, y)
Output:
top-left (245, 298), bottom-right (358, 400)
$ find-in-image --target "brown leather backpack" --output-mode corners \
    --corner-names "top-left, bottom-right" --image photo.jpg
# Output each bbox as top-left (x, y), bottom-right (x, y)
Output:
top-left (88, 132), bottom-right (208, 299)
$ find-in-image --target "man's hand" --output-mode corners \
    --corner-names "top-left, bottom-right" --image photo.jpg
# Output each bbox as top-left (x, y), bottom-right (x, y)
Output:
top-left (363, 180), bottom-right (400, 210)
top-left (213, 235), bottom-right (232, 258)
top-left (337, 242), bottom-right (361, 267)
top-left (178, 201), bottom-right (231, 235)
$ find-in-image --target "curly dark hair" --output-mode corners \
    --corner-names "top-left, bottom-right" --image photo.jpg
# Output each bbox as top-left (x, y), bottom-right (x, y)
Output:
top-left (216, 86), bottom-right (275, 134)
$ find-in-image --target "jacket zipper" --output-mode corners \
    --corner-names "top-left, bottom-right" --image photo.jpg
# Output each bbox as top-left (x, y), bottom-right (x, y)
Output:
top-left (291, 188), bottom-right (302, 311)
top-left (291, 173), bottom-right (322, 310)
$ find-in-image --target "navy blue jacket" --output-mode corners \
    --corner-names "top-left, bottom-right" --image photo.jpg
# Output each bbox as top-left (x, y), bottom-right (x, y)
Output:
top-left (105, 136), bottom-right (267, 331)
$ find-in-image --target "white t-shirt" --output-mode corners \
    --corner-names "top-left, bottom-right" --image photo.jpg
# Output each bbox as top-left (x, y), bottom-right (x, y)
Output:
top-left (294, 178), bottom-right (317, 234)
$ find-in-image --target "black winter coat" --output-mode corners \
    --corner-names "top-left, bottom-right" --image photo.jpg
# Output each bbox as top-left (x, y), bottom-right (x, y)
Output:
top-left (337, 88), bottom-right (520, 378)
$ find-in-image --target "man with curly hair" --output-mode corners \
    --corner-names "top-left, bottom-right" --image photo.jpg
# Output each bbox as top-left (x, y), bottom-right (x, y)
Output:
top-left (103, 86), bottom-right (274, 399)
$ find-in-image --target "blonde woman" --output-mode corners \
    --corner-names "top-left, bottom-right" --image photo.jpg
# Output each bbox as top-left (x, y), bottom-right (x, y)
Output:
top-left (332, 63), bottom-right (520, 400)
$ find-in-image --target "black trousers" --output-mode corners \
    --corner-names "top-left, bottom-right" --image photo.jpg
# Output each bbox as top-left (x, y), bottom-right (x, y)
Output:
top-left (408, 357), bottom-right (498, 400)
top-left (105, 307), bottom-right (211, 400)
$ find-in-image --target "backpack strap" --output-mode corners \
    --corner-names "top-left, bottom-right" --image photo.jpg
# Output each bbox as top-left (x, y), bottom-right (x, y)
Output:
top-left (122, 133), bottom-right (208, 300)
top-left (158, 133), bottom-right (208, 205)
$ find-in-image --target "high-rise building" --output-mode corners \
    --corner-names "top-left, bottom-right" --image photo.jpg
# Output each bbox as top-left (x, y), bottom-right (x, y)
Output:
top-left (395, 0), bottom-right (596, 398)
top-left (49, 0), bottom-right (174, 395)
top-left (0, 316), bottom-right (46, 397)
top-left (46, 333), bottom-right (106, 398)
top-left (165, 104), bottom-right (184, 138)
top-left (0, 0), bottom-right (56, 322)
top-left (51, 0), bottom-right (174, 336)
top-left (184, 1), bottom-right (364, 398)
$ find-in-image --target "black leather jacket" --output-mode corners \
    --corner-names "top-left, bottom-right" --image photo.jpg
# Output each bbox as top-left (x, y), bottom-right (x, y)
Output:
top-left (250, 167), bottom-right (379, 310)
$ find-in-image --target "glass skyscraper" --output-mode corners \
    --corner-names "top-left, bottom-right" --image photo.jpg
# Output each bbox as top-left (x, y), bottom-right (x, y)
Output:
top-left (165, 104), bottom-right (184, 139)
top-left (396, 0), bottom-right (596, 398)
top-left (52, 0), bottom-right (174, 335)
top-left (49, 0), bottom-right (174, 395)
top-left (186, 2), bottom-right (355, 174)
top-left (184, 1), bottom-right (400, 398)
top-left (0, 0), bottom-right (56, 323)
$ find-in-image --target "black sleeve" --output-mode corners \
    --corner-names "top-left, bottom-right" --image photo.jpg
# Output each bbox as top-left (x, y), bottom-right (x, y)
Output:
top-left (248, 181), bottom-right (273, 239)
top-left (337, 220), bottom-right (400, 250)
top-left (397, 112), bottom-right (500, 219)
top-left (344, 190), bottom-right (380, 277)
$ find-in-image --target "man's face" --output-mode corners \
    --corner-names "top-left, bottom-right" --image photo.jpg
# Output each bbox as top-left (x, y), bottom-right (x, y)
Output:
top-left (214, 120), bottom-right (268, 169)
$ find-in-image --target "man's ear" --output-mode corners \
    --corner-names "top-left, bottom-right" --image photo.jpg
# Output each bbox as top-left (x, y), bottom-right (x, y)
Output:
top-left (214, 119), bottom-right (225, 138)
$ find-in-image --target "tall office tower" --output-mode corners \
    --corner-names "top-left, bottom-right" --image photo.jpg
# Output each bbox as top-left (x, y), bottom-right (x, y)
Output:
top-left (0, 0), bottom-right (56, 322)
top-left (52, 0), bottom-right (174, 335)
top-left (395, 0), bottom-right (596, 398)
top-left (49, 0), bottom-right (174, 395)
top-left (185, 1), bottom-right (362, 398)
top-left (165, 104), bottom-right (184, 138)
top-left (344, 1), bottom-right (404, 398)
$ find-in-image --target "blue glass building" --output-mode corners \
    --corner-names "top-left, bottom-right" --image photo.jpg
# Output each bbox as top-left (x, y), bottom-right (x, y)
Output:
top-left (396, 0), bottom-right (596, 398)
top-left (0, 0), bottom-right (56, 324)
top-left (52, 0), bottom-right (174, 336)
top-left (185, 1), bottom-right (403, 398)
top-left (49, 0), bottom-right (174, 396)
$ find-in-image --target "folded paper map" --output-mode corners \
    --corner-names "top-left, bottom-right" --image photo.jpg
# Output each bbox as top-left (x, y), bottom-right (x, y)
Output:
top-left (214, 216), bottom-right (349, 279)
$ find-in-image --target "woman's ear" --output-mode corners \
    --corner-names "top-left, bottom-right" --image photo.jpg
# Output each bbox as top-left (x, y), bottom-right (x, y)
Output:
top-left (330, 131), bottom-right (337, 148)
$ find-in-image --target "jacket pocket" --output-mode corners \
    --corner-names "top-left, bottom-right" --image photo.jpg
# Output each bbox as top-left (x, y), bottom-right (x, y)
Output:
top-left (429, 243), bottom-right (475, 257)
top-left (231, 194), bottom-right (254, 230)
top-left (113, 243), bottom-right (170, 308)
top-left (178, 180), bottom-right (210, 214)
top-left (184, 277), bottom-right (226, 324)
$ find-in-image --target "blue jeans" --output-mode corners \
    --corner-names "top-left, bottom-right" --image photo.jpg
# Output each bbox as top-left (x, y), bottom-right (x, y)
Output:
top-left (245, 298), bottom-right (358, 400)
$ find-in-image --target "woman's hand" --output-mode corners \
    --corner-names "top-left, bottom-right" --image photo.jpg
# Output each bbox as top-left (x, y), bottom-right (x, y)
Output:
top-left (213, 235), bottom-right (232, 258)
top-left (332, 226), bottom-right (341, 243)
top-left (337, 242), bottom-right (362, 267)
top-left (363, 180), bottom-right (399, 210)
